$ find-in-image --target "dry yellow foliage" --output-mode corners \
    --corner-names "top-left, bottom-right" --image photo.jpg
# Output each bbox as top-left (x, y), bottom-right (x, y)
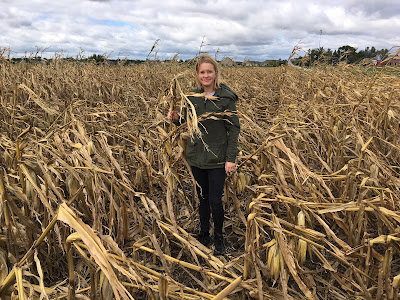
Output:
top-left (0, 53), bottom-right (399, 299)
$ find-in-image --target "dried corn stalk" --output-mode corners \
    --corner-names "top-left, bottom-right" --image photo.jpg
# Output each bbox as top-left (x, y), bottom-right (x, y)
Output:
top-left (0, 55), bottom-right (399, 299)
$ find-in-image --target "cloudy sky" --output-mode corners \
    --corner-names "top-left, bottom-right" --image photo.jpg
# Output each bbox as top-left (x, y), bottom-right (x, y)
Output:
top-left (0, 0), bottom-right (399, 61)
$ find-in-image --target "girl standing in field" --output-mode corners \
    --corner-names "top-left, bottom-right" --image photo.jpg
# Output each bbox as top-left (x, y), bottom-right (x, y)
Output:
top-left (168, 54), bottom-right (240, 255)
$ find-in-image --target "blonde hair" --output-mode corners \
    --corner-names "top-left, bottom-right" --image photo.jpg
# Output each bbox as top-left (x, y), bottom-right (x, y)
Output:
top-left (195, 54), bottom-right (221, 90)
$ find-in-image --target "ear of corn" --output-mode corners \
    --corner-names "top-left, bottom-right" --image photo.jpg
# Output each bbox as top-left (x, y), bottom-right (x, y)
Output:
top-left (15, 267), bottom-right (27, 300)
top-left (297, 211), bottom-right (307, 265)
top-left (0, 248), bottom-right (8, 288)
top-left (393, 274), bottom-right (400, 289)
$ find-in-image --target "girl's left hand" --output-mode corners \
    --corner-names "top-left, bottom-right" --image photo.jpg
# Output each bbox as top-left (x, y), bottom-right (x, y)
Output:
top-left (225, 162), bottom-right (236, 174)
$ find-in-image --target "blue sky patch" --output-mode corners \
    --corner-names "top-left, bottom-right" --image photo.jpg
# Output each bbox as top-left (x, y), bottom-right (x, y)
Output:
top-left (90, 18), bottom-right (137, 29)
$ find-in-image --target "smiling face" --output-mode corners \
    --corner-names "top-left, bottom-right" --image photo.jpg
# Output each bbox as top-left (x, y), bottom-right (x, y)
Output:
top-left (197, 62), bottom-right (218, 92)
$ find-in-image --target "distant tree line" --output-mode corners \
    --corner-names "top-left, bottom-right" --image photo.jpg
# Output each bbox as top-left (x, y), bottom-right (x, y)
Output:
top-left (293, 45), bottom-right (390, 66)
top-left (8, 55), bottom-right (146, 65)
top-left (7, 54), bottom-right (287, 67)
top-left (6, 46), bottom-right (391, 67)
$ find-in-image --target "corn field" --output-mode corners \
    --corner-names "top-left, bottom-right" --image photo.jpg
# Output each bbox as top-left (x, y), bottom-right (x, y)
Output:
top-left (0, 55), bottom-right (399, 300)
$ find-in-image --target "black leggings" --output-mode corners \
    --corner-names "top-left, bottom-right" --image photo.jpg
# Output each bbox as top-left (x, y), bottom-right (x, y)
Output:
top-left (191, 166), bottom-right (226, 236)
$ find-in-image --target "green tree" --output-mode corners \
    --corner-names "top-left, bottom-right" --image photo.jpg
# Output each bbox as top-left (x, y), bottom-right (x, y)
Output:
top-left (88, 54), bottom-right (105, 63)
top-left (337, 45), bottom-right (357, 63)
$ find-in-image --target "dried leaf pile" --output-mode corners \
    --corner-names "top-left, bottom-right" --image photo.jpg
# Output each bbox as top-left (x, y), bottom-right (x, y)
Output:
top-left (0, 58), bottom-right (400, 299)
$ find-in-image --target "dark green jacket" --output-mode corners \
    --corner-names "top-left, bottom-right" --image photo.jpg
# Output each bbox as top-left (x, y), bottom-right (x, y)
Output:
top-left (176, 84), bottom-right (240, 169)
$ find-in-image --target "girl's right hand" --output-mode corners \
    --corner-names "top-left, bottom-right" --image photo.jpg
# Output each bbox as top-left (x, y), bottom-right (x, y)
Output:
top-left (167, 111), bottom-right (179, 123)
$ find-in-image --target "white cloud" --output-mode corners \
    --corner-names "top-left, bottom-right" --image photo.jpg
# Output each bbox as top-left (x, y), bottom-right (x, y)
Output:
top-left (0, 0), bottom-right (399, 60)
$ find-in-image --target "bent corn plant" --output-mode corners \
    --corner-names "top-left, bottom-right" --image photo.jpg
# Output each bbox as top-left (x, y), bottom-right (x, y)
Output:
top-left (0, 51), bottom-right (399, 299)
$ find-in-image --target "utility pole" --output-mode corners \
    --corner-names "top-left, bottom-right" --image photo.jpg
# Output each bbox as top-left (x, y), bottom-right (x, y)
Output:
top-left (319, 30), bottom-right (322, 48)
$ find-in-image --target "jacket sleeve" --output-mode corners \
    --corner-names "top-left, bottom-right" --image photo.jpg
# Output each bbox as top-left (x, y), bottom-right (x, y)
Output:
top-left (224, 99), bottom-right (240, 163)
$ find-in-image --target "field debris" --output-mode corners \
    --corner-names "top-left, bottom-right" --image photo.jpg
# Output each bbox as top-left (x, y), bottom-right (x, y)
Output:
top-left (0, 57), bottom-right (399, 299)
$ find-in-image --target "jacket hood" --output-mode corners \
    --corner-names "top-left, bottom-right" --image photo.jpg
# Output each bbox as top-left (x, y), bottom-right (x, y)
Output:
top-left (218, 83), bottom-right (239, 102)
